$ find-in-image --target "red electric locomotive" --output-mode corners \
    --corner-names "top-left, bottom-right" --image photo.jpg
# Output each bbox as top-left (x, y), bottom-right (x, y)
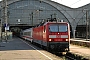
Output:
top-left (32, 21), bottom-right (70, 52)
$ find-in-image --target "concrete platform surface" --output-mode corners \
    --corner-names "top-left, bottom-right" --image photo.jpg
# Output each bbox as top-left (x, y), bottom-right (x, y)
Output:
top-left (0, 37), bottom-right (62, 60)
top-left (70, 44), bottom-right (90, 59)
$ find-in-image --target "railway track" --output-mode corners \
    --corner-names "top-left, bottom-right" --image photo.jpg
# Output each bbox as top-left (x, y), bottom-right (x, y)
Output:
top-left (64, 52), bottom-right (89, 60)
top-left (45, 46), bottom-right (89, 60)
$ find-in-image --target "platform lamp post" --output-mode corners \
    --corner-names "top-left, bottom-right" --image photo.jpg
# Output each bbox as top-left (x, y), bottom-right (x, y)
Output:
top-left (0, 19), bottom-right (2, 47)
top-left (86, 10), bottom-right (88, 40)
top-left (2, 0), bottom-right (8, 42)
top-left (0, 19), bottom-right (2, 42)
top-left (84, 9), bottom-right (89, 40)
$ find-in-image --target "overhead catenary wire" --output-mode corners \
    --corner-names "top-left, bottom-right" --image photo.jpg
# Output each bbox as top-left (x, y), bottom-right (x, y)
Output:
top-left (69, 0), bottom-right (82, 7)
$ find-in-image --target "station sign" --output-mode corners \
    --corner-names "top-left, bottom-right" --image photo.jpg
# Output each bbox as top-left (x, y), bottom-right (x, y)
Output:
top-left (4, 24), bottom-right (9, 30)
top-left (5, 26), bottom-right (9, 30)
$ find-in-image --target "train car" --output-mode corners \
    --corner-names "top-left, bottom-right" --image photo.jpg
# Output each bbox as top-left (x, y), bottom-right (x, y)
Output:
top-left (32, 21), bottom-right (70, 52)
top-left (20, 28), bottom-right (33, 43)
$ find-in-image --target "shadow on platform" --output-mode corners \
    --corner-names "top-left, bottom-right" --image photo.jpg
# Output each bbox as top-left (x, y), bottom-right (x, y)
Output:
top-left (0, 37), bottom-right (42, 51)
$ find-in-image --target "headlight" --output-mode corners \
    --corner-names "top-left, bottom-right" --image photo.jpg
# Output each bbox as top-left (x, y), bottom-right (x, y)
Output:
top-left (49, 39), bottom-right (52, 41)
top-left (66, 39), bottom-right (68, 41)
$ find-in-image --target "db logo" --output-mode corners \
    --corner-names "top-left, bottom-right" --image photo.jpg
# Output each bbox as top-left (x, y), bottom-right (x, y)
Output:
top-left (56, 35), bottom-right (60, 38)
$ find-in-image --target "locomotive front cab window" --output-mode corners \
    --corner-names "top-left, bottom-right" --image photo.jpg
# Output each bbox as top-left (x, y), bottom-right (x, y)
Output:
top-left (49, 25), bottom-right (58, 32)
top-left (59, 25), bottom-right (67, 32)
top-left (49, 24), bottom-right (68, 32)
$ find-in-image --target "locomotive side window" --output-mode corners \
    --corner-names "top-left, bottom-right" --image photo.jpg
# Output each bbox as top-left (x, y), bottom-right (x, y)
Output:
top-left (44, 26), bottom-right (46, 32)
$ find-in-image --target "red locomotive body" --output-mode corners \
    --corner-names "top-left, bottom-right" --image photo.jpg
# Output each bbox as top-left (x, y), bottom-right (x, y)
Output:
top-left (32, 22), bottom-right (70, 52)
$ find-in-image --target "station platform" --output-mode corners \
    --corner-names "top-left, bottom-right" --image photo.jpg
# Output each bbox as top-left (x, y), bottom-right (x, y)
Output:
top-left (70, 38), bottom-right (90, 60)
top-left (0, 37), bottom-right (90, 60)
top-left (70, 38), bottom-right (90, 48)
top-left (0, 37), bottom-right (62, 60)
top-left (70, 44), bottom-right (90, 60)
top-left (0, 37), bottom-right (38, 60)
top-left (70, 38), bottom-right (90, 41)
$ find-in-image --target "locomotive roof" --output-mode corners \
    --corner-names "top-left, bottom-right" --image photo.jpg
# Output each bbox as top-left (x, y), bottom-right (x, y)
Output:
top-left (43, 22), bottom-right (68, 25)
top-left (34, 21), bottom-right (69, 28)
